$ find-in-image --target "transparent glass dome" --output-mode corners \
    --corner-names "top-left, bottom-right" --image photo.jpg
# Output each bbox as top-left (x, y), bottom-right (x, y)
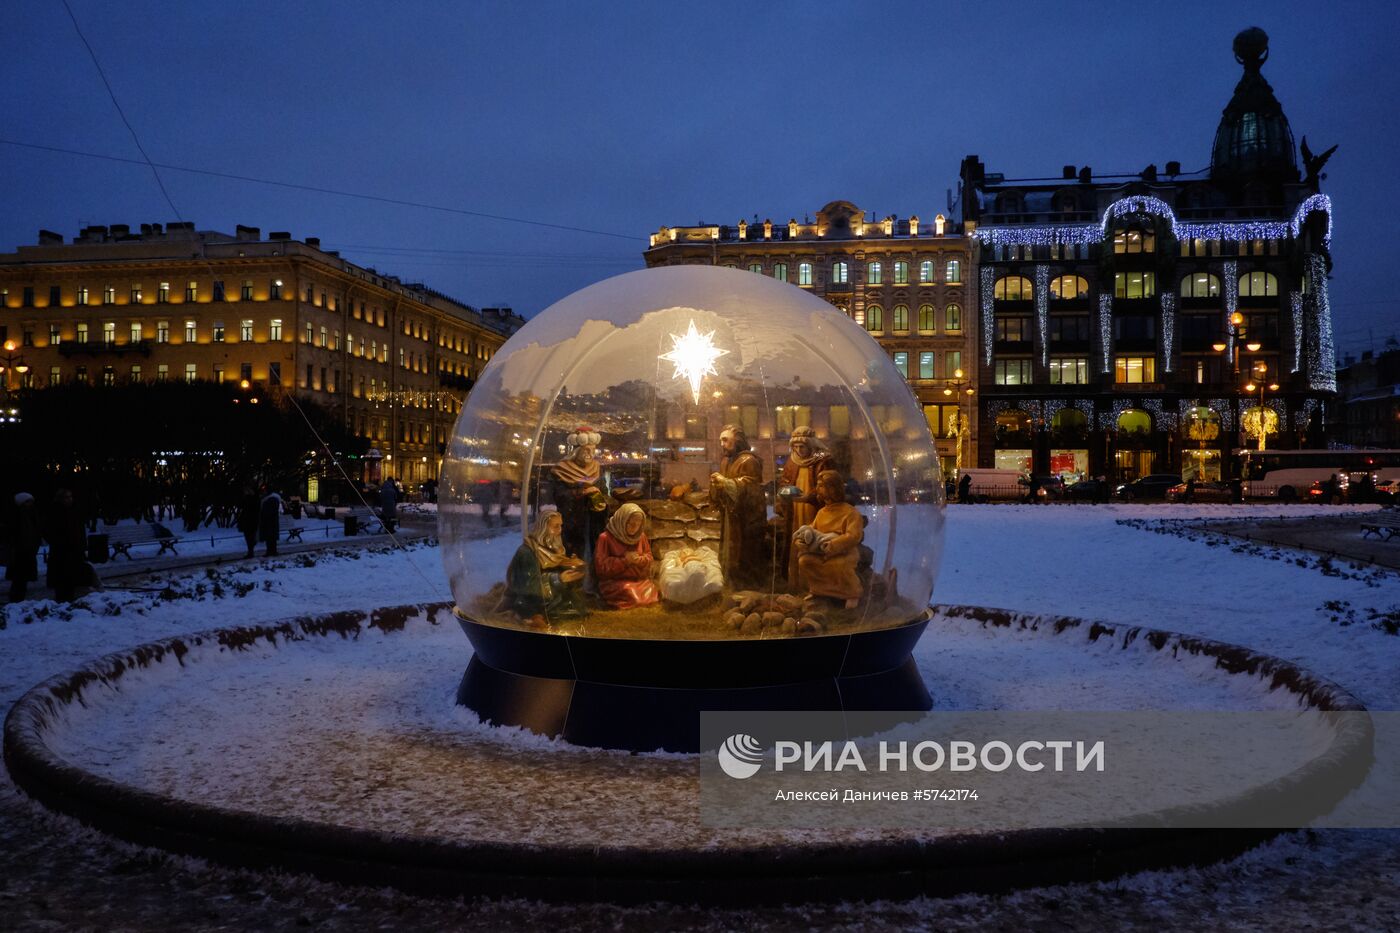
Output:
top-left (440, 266), bottom-right (944, 641)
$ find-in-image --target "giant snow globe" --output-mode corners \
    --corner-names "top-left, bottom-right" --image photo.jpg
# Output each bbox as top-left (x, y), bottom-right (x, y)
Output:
top-left (441, 266), bottom-right (944, 750)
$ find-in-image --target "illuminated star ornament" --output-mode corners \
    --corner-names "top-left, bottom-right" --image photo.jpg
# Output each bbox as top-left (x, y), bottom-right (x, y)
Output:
top-left (660, 319), bottom-right (729, 403)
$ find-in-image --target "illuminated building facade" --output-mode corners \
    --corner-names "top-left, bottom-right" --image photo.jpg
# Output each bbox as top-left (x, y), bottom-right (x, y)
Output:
top-left (0, 222), bottom-right (522, 486)
top-left (642, 201), bottom-right (976, 479)
top-left (963, 28), bottom-right (1336, 484)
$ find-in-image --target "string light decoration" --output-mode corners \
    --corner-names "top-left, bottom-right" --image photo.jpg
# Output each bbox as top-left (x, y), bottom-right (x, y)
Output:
top-left (1223, 260), bottom-right (1239, 364)
top-left (1305, 253), bottom-right (1337, 391)
top-left (1035, 265), bottom-right (1049, 367)
top-left (980, 265), bottom-right (996, 365)
top-left (1160, 292), bottom-right (1177, 373)
top-left (1099, 295), bottom-right (1113, 374)
top-left (1289, 292), bottom-right (1304, 373)
top-left (972, 193), bottom-right (1333, 249)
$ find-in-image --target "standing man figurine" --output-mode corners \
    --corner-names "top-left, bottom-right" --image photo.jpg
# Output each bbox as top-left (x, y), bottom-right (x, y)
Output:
top-left (551, 428), bottom-right (607, 568)
top-left (775, 426), bottom-right (832, 589)
top-left (709, 423), bottom-right (766, 587)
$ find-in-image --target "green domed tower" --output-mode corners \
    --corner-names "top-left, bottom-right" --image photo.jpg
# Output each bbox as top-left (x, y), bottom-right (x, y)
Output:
top-left (1210, 27), bottom-right (1300, 185)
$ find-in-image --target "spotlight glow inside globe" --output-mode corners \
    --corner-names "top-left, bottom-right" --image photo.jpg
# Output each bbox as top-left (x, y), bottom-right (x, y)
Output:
top-left (440, 266), bottom-right (944, 640)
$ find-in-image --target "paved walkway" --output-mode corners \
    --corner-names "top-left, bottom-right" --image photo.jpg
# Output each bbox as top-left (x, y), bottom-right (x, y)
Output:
top-left (1206, 510), bottom-right (1400, 571)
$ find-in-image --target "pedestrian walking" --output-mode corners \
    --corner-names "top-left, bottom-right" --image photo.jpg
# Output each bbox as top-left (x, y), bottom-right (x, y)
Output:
top-left (43, 488), bottom-right (87, 602)
top-left (258, 486), bottom-right (282, 557)
top-left (379, 477), bottom-right (399, 533)
top-left (6, 493), bottom-right (40, 603)
top-left (236, 486), bottom-right (261, 558)
top-left (957, 472), bottom-right (972, 503)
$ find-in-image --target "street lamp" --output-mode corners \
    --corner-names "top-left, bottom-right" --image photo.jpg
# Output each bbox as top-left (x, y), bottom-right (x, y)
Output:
top-left (942, 367), bottom-right (976, 476)
top-left (1242, 360), bottom-right (1280, 452)
top-left (0, 339), bottom-right (30, 395)
top-left (1211, 312), bottom-right (1261, 377)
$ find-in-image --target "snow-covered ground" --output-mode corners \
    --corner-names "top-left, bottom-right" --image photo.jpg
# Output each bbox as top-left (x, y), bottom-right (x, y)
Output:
top-left (2, 505), bottom-right (1399, 930)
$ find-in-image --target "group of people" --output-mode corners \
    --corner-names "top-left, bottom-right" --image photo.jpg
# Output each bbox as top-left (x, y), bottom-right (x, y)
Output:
top-left (4, 489), bottom-right (89, 603)
top-left (500, 424), bottom-right (867, 627)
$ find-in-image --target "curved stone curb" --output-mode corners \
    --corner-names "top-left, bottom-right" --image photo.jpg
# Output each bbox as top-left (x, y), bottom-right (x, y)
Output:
top-left (2, 602), bottom-right (1374, 905)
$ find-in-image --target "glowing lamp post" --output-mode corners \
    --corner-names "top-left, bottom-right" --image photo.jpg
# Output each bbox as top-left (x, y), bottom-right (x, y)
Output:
top-left (1242, 360), bottom-right (1280, 452)
top-left (0, 339), bottom-right (30, 397)
top-left (942, 368), bottom-right (976, 476)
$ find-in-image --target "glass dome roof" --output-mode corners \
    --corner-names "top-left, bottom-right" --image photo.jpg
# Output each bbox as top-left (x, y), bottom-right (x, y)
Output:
top-left (440, 266), bottom-right (944, 641)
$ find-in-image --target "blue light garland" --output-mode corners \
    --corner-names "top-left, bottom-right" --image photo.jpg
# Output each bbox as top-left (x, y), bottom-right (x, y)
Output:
top-left (1035, 265), bottom-right (1049, 367)
top-left (1160, 292), bottom-right (1176, 373)
top-left (981, 265), bottom-right (996, 365)
top-left (1305, 253), bottom-right (1337, 392)
top-left (1289, 291), bottom-right (1303, 374)
top-left (1099, 295), bottom-right (1113, 374)
top-left (1223, 260), bottom-right (1239, 364)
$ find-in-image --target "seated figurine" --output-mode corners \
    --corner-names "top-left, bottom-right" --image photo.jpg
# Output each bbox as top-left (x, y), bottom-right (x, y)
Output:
top-left (793, 470), bottom-right (865, 608)
top-left (593, 502), bottom-right (660, 609)
top-left (503, 510), bottom-right (588, 627)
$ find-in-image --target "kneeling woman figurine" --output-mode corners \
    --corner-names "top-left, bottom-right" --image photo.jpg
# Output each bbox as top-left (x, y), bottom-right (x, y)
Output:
top-left (504, 510), bottom-right (588, 627)
top-left (594, 503), bottom-right (659, 609)
top-left (794, 470), bottom-right (865, 608)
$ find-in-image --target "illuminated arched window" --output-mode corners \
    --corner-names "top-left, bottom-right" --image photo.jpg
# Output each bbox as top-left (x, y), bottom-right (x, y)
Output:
top-left (832, 261), bottom-right (849, 284)
top-left (918, 304), bottom-right (935, 332)
top-left (798, 262), bottom-right (813, 286)
top-left (919, 260), bottom-right (934, 283)
top-left (945, 259), bottom-right (962, 283)
top-left (994, 275), bottom-right (1033, 300)
top-left (892, 304), bottom-right (909, 331)
top-left (1179, 273), bottom-right (1221, 298)
top-left (867, 261), bottom-right (882, 285)
top-left (945, 303), bottom-right (962, 332)
top-left (1238, 271), bottom-right (1278, 297)
top-left (1117, 409), bottom-right (1152, 434)
top-left (1049, 275), bottom-right (1089, 299)
top-left (893, 261), bottom-right (909, 284)
top-left (865, 305), bottom-right (884, 332)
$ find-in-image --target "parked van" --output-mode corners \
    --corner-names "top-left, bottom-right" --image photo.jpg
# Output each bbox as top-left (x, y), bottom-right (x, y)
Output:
top-left (956, 468), bottom-right (1027, 502)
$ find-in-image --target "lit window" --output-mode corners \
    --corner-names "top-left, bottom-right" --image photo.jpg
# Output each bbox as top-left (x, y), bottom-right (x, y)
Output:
top-left (748, 262), bottom-right (762, 274)
top-left (832, 261), bottom-right (848, 284)
top-left (893, 351), bottom-right (909, 378)
top-left (241, 319), bottom-right (253, 341)
top-left (1112, 229), bottom-right (1155, 254)
top-left (1049, 275), bottom-right (1089, 299)
top-left (919, 260), bottom-right (934, 283)
top-left (157, 282), bottom-right (169, 303)
top-left (996, 316), bottom-right (1032, 341)
top-left (867, 262), bottom-right (882, 285)
top-left (918, 304), bottom-right (935, 332)
top-left (994, 359), bottom-right (1032, 385)
top-left (157, 364), bottom-right (169, 382)
top-left (102, 322), bottom-right (115, 345)
top-left (304, 322), bottom-right (314, 344)
top-left (893, 261), bottom-right (909, 285)
top-left (993, 275), bottom-right (1032, 300)
top-left (76, 323), bottom-right (89, 344)
top-left (945, 303), bottom-right (962, 332)
top-left (185, 363), bottom-right (198, 383)
top-left (130, 364), bottom-right (141, 382)
top-left (865, 305), bottom-right (884, 332)
top-left (103, 285), bottom-right (115, 304)
top-left (241, 280), bottom-right (253, 300)
top-left (270, 279), bottom-right (283, 300)
top-left (212, 322), bottom-right (225, 343)
top-left (129, 322), bottom-right (141, 343)
top-left (1113, 271), bottom-right (1156, 299)
top-left (1238, 271), bottom-right (1278, 297)
top-left (77, 286), bottom-right (90, 305)
top-left (798, 263), bottom-right (813, 286)
top-left (892, 304), bottom-right (909, 332)
top-left (49, 324), bottom-right (61, 345)
top-left (102, 366), bottom-right (115, 386)
top-left (185, 320), bottom-right (197, 342)
top-left (50, 365), bottom-right (62, 385)
top-left (945, 260), bottom-right (962, 283)
top-left (773, 263), bottom-right (788, 282)
top-left (186, 281), bottom-right (198, 301)
top-left (919, 351), bottom-right (935, 379)
top-left (270, 319), bottom-right (283, 341)
top-left (1049, 357), bottom-right (1088, 384)
top-left (130, 284), bottom-right (143, 303)
top-left (1179, 273), bottom-right (1221, 298)
top-left (945, 350), bottom-right (962, 377)
top-left (1114, 356), bottom-right (1156, 383)
top-left (319, 325), bottom-right (328, 348)
top-left (156, 321), bottom-right (169, 343)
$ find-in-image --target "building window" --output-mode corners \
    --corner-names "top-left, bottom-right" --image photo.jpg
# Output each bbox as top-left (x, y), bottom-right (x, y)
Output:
top-left (270, 319), bottom-right (283, 341)
top-left (893, 261), bottom-right (909, 285)
top-left (77, 286), bottom-right (90, 305)
top-left (945, 350), bottom-right (962, 377)
top-left (865, 305), bottom-right (884, 332)
top-left (75, 366), bottom-right (88, 385)
top-left (1113, 271), bottom-right (1156, 299)
top-left (892, 304), bottom-right (909, 332)
top-left (319, 325), bottom-right (328, 348)
top-left (919, 260), bottom-right (934, 283)
top-left (994, 359), bottom-right (1032, 385)
top-left (893, 351), bottom-right (909, 378)
top-left (798, 263), bottom-right (813, 286)
top-left (49, 285), bottom-right (61, 306)
top-left (1114, 355), bottom-right (1156, 383)
top-left (748, 262), bottom-right (763, 274)
top-left (241, 280), bottom-right (253, 300)
top-left (185, 363), bottom-right (197, 383)
top-left (241, 319), bottom-right (253, 341)
top-left (129, 322), bottom-right (141, 343)
top-left (945, 303), bottom-right (962, 332)
top-left (1050, 315), bottom-right (1091, 341)
top-left (304, 322), bottom-right (314, 344)
top-left (996, 316), bottom-right (1032, 341)
top-left (1179, 273), bottom-right (1221, 298)
top-left (918, 304), bottom-right (935, 332)
top-left (919, 351), bottom-right (935, 379)
top-left (102, 322), bottom-right (116, 345)
top-left (832, 261), bottom-right (848, 284)
top-left (50, 366), bottom-right (61, 385)
top-left (156, 321), bottom-right (169, 343)
top-left (1238, 271), bottom-right (1279, 297)
top-left (945, 260), bottom-right (962, 284)
top-left (184, 320), bottom-right (197, 342)
top-left (103, 286), bottom-right (116, 304)
top-left (270, 279), bottom-right (283, 300)
top-left (130, 284), bottom-right (143, 303)
top-left (1113, 229), bottom-right (1155, 253)
top-left (1049, 275), bottom-right (1089, 299)
top-left (305, 364), bottom-right (314, 388)
top-left (21, 329), bottom-right (33, 347)
top-left (130, 364), bottom-right (141, 382)
top-left (20, 287), bottom-right (35, 307)
top-left (993, 275), bottom-right (1032, 300)
top-left (773, 263), bottom-right (788, 282)
top-left (156, 364), bottom-right (168, 382)
top-left (49, 324), bottom-right (61, 345)
top-left (867, 262), bottom-right (882, 285)
top-left (76, 323), bottom-right (89, 344)
top-left (186, 280), bottom-right (198, 301)
top-left (1113, 315), bottom-right (1156, 341)
top-left (1049, 357), bottom-right (1088, 384)
top-left (269, 361), bottom-right (281, 384)
top-left (157, 282), bottom-right (169, 303)
top-left (102, 366), bottom-right (116, 387)
top-left (212, 322), bottom-right (225, 343)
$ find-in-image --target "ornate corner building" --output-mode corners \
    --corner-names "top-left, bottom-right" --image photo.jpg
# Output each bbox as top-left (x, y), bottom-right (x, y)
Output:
top-left (0, 223), bottom-right (523, 487)
top-left (963, 28), bottom-right (1336, 484)
top-left (642, 201), bottom-right (976, 479)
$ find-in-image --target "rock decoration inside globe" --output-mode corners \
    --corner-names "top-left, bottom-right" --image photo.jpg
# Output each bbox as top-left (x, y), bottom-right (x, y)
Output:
top-left (439, 266), bottom-right (945, 640)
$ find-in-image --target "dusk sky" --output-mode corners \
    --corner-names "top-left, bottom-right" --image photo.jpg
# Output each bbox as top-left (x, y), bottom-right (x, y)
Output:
top-left (4, 1), bottom-right (1396, 359)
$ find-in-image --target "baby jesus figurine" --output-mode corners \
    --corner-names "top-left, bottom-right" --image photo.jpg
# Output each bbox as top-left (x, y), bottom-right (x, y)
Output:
top-left (793, 470), bottom-right (864, 608)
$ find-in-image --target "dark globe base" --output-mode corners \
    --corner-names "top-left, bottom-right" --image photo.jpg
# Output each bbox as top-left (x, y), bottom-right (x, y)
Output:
top-left (455, 612), bottom-right (933, 753)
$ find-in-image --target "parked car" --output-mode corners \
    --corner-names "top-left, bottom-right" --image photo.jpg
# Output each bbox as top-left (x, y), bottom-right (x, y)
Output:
top-left (1114, 474), bottom-right (1184, 501)
top-left (1027, 475), bottom-right (1066, 500)
top-left (1166, 480), bottom-right (1235, 503)
top-left (1307, 474), bottom-right (1349, 504)
top-left (1065, 479), bottom-right (1110, 502)
top-left (1374, 478), bottom-right (1400, 503)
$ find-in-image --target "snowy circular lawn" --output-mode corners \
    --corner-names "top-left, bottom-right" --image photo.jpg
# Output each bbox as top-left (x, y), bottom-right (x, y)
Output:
top-left (43, 605), bottom-right (1309, 850)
